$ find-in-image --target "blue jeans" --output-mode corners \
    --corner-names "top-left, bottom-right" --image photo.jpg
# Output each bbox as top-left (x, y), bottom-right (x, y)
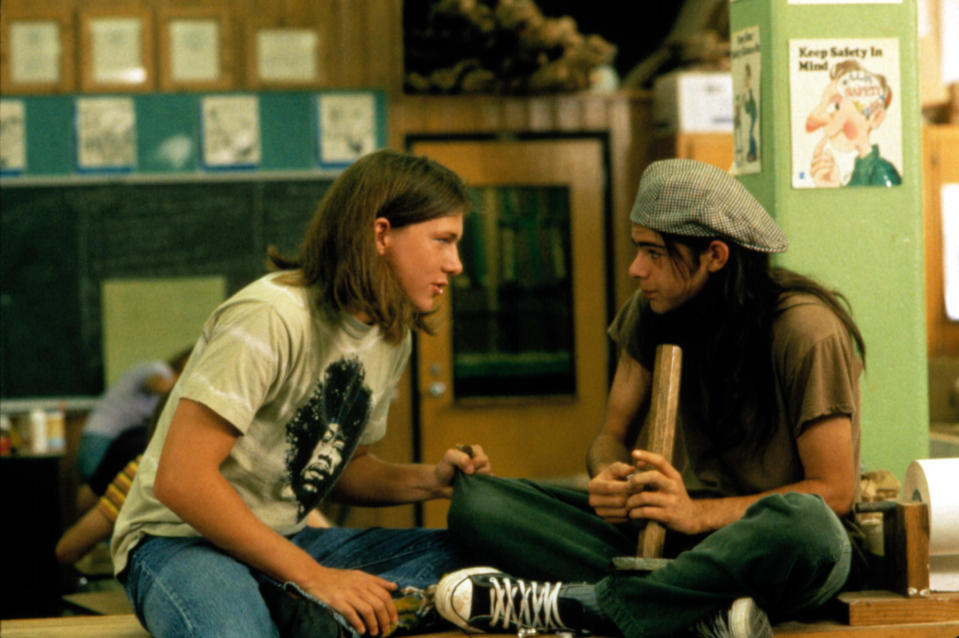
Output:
top-left (448, 473), bottom-right (852, 638)
top-left (121, 527), bottom-right (468, 638)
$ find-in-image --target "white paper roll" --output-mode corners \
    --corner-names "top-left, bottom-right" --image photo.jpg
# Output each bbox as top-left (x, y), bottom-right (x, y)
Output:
top-left (903, 458), bottom-right (959, 555)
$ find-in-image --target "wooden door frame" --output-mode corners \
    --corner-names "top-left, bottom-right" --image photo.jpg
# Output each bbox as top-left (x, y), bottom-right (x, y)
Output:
top-left (406, 134), bottom-right (615, 526)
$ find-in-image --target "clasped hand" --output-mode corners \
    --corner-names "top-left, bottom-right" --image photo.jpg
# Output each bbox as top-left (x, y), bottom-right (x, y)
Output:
top-left (433, 443), bottom-right (491, 497)
top-left (587, 450), bottom-right (704, 535)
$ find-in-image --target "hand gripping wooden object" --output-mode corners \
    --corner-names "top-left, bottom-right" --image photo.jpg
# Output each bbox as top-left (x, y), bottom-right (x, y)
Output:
top-left (613, 343), bottom-right (682, 572)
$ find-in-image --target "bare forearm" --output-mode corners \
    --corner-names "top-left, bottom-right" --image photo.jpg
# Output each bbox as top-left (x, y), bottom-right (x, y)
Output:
top-left (588, 352), bottom-right (651, 478)
top-left (691, 477), bottom-right (850, 534)
top-left (56, 508), bottom-right (113, 564)
top-left (332, 455), bottom-right (447, 505)
top-left (587, 432), bottom-right (633, 477)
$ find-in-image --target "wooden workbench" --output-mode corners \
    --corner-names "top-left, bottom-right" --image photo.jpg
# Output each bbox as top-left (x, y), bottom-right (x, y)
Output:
top-left (3, 614), bottom-right (958, 638)
top-left (3, 590), bottom-right (957, 638)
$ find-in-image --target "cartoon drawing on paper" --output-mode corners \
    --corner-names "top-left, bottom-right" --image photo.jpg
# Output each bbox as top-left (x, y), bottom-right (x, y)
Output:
top-left (806, 60), bottom-right (900, 187)
top-left (317, 93), bottom-right (377, 167)
top-left (76, 97), bottom-right (137, 170)
top-left (790, 39), bottom-right (902, 188)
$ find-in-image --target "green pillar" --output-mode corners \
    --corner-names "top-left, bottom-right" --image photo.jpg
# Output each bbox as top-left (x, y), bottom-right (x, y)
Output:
top-left (729, 0), bottom-right (926, 482)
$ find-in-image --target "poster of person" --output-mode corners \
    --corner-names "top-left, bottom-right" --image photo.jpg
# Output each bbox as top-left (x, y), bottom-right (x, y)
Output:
top-left (732, 25), bottom-right (761, 175)
top-left (789, 38), bottom-right (902, 188)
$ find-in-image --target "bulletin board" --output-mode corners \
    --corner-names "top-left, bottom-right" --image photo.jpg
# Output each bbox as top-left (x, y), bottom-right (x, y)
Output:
top-left (0, 89), bottom-right (386, 398)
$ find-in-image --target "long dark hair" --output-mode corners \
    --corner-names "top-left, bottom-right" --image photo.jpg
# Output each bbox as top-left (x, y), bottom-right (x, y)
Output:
top-left (644, 233), bottom-right (865, 455)
top-left (268, 149), bottom-right (470, 343)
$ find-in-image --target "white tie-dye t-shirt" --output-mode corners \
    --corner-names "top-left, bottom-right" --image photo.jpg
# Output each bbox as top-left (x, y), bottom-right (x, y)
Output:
top-left (111, 272), bottom-right (410, 575)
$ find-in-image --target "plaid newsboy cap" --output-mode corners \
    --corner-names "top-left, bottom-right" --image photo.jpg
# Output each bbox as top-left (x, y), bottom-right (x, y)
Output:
top-left (629, 159), bottom-right (788, 254)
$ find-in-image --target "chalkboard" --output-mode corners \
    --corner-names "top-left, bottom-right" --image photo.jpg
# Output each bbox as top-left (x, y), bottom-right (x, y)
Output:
top-left (1, 177), bottom-right (332, 399)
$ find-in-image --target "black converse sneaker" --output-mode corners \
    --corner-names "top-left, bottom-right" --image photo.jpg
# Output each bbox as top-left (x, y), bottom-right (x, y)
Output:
top-left (692, 597), bottom-right (773, 638)
top-left (436, 567), bottom-right (598, 635)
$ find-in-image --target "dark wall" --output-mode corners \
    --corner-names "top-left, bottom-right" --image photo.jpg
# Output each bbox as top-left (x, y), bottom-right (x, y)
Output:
top-left (1, 178), bottom-right (332, 398)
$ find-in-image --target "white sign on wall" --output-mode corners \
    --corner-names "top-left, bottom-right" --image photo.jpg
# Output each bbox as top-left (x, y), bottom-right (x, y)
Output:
top-left (943, 184), bottom-right (959, 321)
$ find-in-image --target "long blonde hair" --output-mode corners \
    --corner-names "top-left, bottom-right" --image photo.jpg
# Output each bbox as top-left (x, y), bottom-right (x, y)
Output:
top-left (268, 149), bottom-right (470, 343)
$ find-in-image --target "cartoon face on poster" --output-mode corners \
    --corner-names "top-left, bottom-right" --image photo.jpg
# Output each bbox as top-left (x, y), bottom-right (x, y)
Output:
top-left (790, 39), bottom-right (902, 188)
top-left (732, 26), bottom-right (761, 175)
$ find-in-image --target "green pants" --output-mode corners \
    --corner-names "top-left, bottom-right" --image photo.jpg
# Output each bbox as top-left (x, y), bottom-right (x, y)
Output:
top-left (447, 473), bottom-right (851, 638)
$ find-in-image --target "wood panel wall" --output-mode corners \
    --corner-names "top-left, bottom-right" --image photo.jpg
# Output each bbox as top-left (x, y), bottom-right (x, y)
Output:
top-left (392, 93), bottom-right (655, 311)
top-left (0, 0), bottom-right (404, 94)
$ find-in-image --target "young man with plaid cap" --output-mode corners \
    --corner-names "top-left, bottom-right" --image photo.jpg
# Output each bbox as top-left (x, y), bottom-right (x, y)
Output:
top-left (435, 159), bottom-right (866, 638)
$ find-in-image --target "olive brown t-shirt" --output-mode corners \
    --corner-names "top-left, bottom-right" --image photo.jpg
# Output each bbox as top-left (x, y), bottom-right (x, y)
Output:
top-left (608, 291), bottom-right (862, 500)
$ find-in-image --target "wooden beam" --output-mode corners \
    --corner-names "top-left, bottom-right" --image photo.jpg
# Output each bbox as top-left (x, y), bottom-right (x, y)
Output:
top-left (3, 614), bottom-right (959, 638)
top-left (773, 618), bottom-right (959, 637)
top-left (883, 503), bottom-right (931, 597)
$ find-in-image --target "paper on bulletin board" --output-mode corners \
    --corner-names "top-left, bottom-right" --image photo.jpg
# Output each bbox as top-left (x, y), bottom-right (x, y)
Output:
top-left (943, 184), bottom-right (959, 321)
top-left (317, 92), bottom-right (377, 167)
top-left (731, 25), bottom-right (761, 175)
top-left (0, 100), bottom-right (26, 173)
top-left (789, 38), bottom-right (902, 189)
top-left (201, 95), bottom-right (261, 168)
top-left (75, 96), bottom-right (137, 170)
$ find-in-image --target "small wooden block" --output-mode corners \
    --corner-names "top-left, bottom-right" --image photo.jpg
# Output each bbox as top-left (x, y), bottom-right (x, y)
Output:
top-left (839, 590), bottom-right (959, 626)
top-left (883, 502), bottom-right (931, 597)
top-left (773, 618), bottom-right (959, 637)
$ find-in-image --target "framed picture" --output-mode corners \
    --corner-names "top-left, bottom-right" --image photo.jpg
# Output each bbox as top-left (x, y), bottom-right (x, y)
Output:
top-left (247, 24), bottom-right (322, 88)
top-left (80, 8), bottom-right (154, 92)
top-left (316, 91), bottom-right (383, 169)
top-left (158, 6), bottom-right (232, 91)
top-left (0, 7), bottom-right (75, 94)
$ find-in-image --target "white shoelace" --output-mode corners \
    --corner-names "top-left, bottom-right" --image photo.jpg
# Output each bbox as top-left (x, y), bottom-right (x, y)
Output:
top-left (692, 614), bottom-right (732, 638)
top-left (487, 576), bottom-right (566, 631)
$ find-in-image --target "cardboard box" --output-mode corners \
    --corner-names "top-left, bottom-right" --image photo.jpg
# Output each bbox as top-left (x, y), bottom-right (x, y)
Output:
top-left (653, 71), bottom-right (733, 134)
